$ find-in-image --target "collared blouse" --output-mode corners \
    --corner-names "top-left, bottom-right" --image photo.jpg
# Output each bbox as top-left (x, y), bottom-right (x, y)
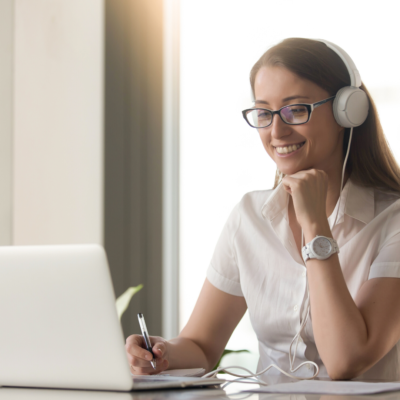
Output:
top-left (206, 178), bottom-right (400, 383)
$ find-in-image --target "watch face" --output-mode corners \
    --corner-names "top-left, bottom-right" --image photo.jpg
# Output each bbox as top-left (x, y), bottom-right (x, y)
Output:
top-left (312, 237), bottom-right (332, 257)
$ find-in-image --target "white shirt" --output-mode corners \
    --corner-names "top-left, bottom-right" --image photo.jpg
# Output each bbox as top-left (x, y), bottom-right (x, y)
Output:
top-left (207, 178), bottom-right (400, 383)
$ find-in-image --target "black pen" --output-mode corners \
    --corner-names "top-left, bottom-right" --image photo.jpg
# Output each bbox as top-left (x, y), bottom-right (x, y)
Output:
top-left (137, 313), bottom-right (156, 369)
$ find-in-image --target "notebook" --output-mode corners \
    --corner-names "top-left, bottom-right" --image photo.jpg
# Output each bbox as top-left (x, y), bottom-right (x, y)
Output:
top-left (160, 368), bottom-right (205, 377)
top-left (244, 380), bottom-right (400, 395)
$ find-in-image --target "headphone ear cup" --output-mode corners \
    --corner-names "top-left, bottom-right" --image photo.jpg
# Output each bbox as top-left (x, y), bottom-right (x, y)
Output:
top-left (332, 87), bottom-right (369, 128)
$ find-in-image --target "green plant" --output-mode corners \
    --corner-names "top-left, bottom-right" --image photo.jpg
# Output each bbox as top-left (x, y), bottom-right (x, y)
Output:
top-left (213, 349), bottom-right (250, 373)
top-left (115, 284), bottom-right (143, 320)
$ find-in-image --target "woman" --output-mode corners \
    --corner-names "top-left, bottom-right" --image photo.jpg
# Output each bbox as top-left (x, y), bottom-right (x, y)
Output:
top-left (126, 38), bottom-right (400, 382)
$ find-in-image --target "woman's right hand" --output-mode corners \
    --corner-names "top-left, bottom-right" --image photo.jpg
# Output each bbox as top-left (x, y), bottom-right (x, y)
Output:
top-left (125, 334), bottom-right (170, 375)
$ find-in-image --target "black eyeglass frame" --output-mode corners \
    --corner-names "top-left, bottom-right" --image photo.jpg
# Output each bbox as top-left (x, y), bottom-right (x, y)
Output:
top-left (242, 95), bottom-right (336, 128)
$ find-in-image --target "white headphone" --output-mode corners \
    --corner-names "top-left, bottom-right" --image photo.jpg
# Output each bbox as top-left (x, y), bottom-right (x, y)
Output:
top-left (317, 39), bottom-right (369, 128)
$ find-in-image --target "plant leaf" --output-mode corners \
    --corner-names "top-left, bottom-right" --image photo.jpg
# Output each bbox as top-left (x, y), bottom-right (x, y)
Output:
top-left (116, 285), bottom-right (143, 320)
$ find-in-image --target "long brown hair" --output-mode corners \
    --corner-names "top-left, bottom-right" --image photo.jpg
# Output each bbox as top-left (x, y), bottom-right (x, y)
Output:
top-left (250, 38), bottom-right (400, 192)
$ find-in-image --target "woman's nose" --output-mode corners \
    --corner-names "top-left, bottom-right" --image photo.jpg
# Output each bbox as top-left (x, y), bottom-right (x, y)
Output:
top-left (270, 113), bottom-right (292, 140)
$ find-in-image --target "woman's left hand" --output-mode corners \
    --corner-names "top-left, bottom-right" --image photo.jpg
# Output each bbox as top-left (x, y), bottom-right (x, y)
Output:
top-left (282, 169), bottom-right (329, 231)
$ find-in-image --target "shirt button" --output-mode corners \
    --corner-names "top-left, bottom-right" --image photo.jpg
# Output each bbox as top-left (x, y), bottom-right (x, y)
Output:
top-left (294, 305), bottom-right (299, 312)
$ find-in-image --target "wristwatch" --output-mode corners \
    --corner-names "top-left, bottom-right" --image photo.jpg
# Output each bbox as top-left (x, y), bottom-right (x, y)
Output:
top-left (302, 235), bottom-right (339, 263)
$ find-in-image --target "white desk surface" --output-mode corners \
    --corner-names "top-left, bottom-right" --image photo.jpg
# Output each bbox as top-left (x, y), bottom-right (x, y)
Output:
top-left (2, 387), bottom-right (400, 400)
top-left (0, 387), bottom-right (227, 400)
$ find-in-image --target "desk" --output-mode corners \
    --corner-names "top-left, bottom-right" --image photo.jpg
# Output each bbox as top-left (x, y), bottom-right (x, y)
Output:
top-left (1, 387), bottom-right (400, 400)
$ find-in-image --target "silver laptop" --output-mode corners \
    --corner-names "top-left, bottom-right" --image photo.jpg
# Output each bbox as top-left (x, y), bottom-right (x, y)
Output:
top-left (0, 245), bottom-right (223, 391)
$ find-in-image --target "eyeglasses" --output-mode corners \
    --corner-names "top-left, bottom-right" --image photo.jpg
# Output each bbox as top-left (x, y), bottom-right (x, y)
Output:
top-left (242, 96), bottom-right (336, 128)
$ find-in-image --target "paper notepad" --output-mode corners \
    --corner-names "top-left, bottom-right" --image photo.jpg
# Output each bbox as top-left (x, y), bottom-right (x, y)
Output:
top-left (160, 368), bottom-right (205, 377)
top-left (245, 380), bottom-right (400, 395)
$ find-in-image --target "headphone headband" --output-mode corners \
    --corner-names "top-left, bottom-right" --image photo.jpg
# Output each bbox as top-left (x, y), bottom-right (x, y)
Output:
top-left (317, 39), bottom-right (362, 88)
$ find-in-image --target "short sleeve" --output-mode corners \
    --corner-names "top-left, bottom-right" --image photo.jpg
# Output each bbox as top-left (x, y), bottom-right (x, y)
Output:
top-left (206, 203), bottom-right (243, 297)
top-left (368, 232), bottom-right (400, 279)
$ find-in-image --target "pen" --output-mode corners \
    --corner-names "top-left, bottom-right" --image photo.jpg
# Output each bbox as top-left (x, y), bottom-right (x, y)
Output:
top-left (137, 313), bottom-right (156, 369)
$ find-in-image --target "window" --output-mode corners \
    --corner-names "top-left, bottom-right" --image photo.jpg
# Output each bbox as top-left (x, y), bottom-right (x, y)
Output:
top-left (180, 0), bottom-right (400, 370)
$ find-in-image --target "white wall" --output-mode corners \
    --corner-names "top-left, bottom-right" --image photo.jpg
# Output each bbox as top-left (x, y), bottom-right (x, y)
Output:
top-left (13, 0), bottom-right (104, 245)
top-left (0, 0), bottom-right (13, 245)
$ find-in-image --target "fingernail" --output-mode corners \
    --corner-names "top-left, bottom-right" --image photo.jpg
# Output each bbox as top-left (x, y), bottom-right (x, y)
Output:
top-left (146, 354), bottom-right (152, 360)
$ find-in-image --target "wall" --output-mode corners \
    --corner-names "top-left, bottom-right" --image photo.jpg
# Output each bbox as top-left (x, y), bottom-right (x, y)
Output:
top-left (0, 0), bottom-right (13, 246)
top-left (1, 0), bottom-right (166, 339)
top-left (105, 0), bottom-right (163, 337)
top-left (13, 0), bottom-right (104, 245)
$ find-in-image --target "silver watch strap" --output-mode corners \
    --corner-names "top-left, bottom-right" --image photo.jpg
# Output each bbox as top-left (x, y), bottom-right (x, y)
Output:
top-left (302, 245), bottom-right (309, 263)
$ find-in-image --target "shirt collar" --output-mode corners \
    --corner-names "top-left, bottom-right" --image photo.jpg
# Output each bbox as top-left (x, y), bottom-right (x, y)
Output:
top-left (342, 179), bottom-right (375, 225)
top-left (261, 182), bottom-right (288, 221)
top-left (261, 177), bottom-right (375, 225)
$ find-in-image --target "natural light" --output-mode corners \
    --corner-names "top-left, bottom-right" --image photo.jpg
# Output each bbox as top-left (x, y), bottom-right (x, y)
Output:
top-left (180, 0), bottom-right (400, 371)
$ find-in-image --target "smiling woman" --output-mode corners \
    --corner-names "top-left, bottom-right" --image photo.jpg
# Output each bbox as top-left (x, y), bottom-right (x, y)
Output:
top-left (251, 65), bottom-right (346, 209)
top-left (125, 38), bottom-right (400, 384)
top-left (249, 38), bottom-right (400, 191)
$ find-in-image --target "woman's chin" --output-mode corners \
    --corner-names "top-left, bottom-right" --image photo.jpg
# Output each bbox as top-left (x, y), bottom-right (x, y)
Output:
top-left (277, 165), bottom-right (302, 176)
